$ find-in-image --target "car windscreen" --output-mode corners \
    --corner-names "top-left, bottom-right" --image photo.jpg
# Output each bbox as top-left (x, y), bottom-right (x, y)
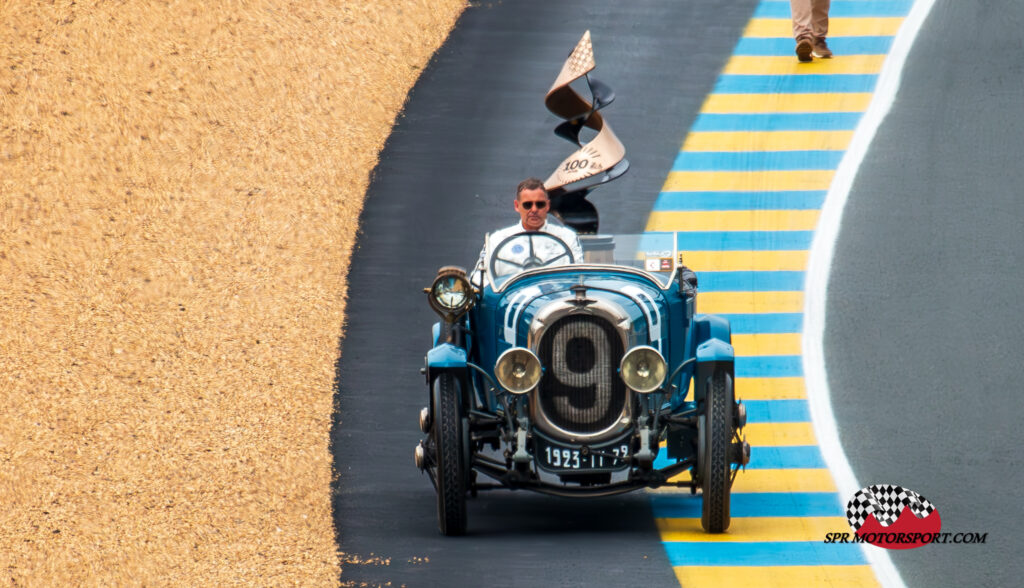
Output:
top-left (484, 231), bottom-right (679, 289)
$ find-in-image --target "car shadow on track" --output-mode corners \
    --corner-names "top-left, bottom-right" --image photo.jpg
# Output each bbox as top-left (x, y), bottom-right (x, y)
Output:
top-left (465, 492), bottom-right (664, 537)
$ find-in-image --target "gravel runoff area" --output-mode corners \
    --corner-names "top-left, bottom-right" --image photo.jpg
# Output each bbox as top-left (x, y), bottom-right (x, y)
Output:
top-left (0, 1), bottom-right (464, 584)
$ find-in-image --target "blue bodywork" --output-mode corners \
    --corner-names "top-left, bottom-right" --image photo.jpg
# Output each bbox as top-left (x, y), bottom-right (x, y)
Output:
top-left (424, 262), bottom-right (736, 480)
top-left (415, 223), bottom-right (751, 527)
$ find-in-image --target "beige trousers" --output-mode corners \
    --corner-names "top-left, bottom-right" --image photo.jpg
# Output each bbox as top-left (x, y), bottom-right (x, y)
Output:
top-left (790, 0), bottom-right (830, 41)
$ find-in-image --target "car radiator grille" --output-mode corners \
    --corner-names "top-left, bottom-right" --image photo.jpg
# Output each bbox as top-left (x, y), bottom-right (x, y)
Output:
top-left (537, 314), bottom-right (626, 434)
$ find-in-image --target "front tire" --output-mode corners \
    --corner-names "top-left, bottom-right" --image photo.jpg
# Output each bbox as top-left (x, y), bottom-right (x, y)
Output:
top-left (699, 369), bottom-right (733, 533)
top-left (433, 373), bottom-right (467, 536)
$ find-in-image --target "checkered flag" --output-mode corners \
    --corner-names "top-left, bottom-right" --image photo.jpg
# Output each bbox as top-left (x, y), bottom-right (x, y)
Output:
top-left (846, 485), bottom-right (936, 530)
top-left (565, 33), bottom-right (595, 77)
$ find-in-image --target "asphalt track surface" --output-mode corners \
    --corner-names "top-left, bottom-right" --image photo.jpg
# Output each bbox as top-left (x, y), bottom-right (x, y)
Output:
top-left (331, 1), bottom-right (759, 585)
top-left (828, 2), bottom-right (1024, 587)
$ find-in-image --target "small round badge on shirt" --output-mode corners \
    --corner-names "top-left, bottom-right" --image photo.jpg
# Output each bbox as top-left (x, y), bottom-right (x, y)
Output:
top-left (511, 244), bottom-right (524, 254)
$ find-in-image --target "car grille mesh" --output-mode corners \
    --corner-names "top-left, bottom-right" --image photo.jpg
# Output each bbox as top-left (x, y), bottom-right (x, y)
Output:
top-left (538, 314), bottom-right (626, 434)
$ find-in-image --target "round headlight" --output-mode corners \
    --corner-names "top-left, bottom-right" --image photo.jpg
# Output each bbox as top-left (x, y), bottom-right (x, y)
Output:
top-left (495, 347), bottom-right (542, 394)
top-left (427, 266), bottom-right (473, 319)
top-left (620, 346), bottom-right (667, 394)
top-left (432, 276), bottom-right (468, 310)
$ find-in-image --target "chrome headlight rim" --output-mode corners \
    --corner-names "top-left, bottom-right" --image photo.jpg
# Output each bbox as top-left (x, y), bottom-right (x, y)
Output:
top-left (427, 266), bottom-right (474, 320)
top-left (619, 345), bottom-right (667, 394)
top-left (495, 347), bottom-right (542, 395)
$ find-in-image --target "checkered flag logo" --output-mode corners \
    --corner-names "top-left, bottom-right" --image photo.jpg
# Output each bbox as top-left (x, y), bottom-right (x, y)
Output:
top-left (846, 484), bottom-right (936, 530)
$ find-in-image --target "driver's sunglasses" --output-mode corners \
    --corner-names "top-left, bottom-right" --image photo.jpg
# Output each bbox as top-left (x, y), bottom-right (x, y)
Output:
top-left (521, 200), bottom-right (549, 210)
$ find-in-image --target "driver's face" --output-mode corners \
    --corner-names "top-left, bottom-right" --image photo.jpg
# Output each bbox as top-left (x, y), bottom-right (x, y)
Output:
top-left (514, 187), bottom-right (549, 231)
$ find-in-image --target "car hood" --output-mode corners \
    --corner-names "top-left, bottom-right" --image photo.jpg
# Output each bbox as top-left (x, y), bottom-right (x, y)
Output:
top-left (492, 270), bottom-right (669, 351)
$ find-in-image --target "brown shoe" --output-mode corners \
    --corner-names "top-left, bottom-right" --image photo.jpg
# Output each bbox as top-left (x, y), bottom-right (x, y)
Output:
top-left (813, 38), bottom-right (833, 59)
top-left (795, 37), bottom-right (813, 62)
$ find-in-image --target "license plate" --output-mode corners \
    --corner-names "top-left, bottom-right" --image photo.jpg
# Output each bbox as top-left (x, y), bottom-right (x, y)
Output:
top-left (537, 438), bottom-right (631, 471)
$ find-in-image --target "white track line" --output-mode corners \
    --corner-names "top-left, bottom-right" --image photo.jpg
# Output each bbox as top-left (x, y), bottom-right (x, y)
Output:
top-left (802, 0), bottom-right (937, 586)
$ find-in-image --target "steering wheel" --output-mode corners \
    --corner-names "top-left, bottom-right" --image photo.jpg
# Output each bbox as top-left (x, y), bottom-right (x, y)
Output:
top-left (488, 232), bottom-right (576, 278)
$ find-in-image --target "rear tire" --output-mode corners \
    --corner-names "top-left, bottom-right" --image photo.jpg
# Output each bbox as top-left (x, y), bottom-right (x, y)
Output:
top-left (700, 369), bottom-right (733, 533)
top-left (433, 373), bottom-right (467, 536)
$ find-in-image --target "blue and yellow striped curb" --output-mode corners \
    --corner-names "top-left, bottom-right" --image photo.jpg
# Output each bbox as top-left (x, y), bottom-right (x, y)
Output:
top-left (646, 0), bottom-right (919, 585)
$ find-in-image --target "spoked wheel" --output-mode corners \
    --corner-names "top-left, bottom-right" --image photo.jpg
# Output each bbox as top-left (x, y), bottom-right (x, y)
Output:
top-left (698, 369), bottom-right (734, 533)
top-left (432, 373), bottom-right (467, 536)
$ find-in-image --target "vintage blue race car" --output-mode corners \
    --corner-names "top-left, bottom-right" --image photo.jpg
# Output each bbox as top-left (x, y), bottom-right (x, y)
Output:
top-left (415, 231), bottom-right (749, 535)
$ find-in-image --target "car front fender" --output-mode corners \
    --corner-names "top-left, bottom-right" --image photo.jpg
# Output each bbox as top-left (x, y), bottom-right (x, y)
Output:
top-left (693, 320), bottom-right (734, 403)
top-left (696, 337), bottom-right (734, 364)
top-left (426, 342), bottom-right (467, 373)
top-left (424, 342), bottom-right (470, 421)
top-left (694, 313), bottom-right (731, 347)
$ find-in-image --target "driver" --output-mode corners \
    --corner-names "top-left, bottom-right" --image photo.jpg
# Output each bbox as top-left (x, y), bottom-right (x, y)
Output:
top-left (474, 178), bottom-right (585, 281)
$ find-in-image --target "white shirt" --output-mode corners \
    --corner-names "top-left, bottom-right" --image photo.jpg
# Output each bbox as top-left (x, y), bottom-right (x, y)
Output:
top-left (473, 220), bottom-right (585, 286)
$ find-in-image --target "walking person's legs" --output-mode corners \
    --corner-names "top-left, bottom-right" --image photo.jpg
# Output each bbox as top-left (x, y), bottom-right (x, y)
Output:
top-left (790, 0), bottom-right (815, 61)
top-left (811, 0), bottom-right (832, 58)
